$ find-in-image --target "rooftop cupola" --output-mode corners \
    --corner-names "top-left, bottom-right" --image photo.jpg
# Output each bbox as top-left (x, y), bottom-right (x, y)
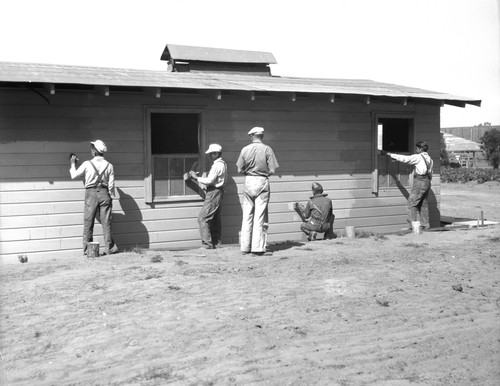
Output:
top-left (160, 44), bottom-right (277, 76)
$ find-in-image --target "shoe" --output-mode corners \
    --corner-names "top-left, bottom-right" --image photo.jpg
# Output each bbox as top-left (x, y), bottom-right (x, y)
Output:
top-left (201, 244), bottom-right (214, 249)
top-left (307, 232), bottom-right (317, 242)
top-left (104, 245), bottom-right (119, 255)
top-left (241, 251), bottom-right (251, 255)
top-left (252, 251), bottom-right (273, 256)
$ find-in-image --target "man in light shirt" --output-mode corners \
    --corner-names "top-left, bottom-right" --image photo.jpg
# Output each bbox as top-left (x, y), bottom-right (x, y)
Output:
top-left (380, 140), bottom-right (434, 230)
top-left (70, 140), bottom-right (118, 255)
top-left (236, 127), bottom-right (279, 256)
top-left (189, 144), bottom-right (227, 249)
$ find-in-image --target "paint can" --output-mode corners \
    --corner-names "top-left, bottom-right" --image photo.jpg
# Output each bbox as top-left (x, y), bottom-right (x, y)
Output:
top-left (87, 242), bottom-right (100, 258)
top-left (411, 221), bottom-right (422, 235)
top-left (345, 226), bottom-right (356, 238)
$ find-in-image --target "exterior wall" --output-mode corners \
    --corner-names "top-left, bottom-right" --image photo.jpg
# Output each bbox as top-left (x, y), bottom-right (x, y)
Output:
top-left (0, 88), bottom-right (442, 262)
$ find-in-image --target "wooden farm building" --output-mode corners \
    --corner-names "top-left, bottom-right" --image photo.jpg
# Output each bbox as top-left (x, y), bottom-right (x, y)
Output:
top-left (441, 132), bottom-right (485, 168)
top-left (0, 44), bottom-right (481, 262)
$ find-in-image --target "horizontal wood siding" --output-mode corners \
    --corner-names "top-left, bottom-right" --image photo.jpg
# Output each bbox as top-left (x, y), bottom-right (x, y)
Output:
top-left (0, 89), bottom-right (441, 261)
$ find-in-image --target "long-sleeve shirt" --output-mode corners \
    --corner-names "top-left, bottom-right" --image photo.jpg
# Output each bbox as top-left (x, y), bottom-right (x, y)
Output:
top-left (388, 152), bottom-right (433, 178)
top-left (70, 156), bottom-right (115, 196)
top-left (236, 141), bottom-right (279, 177)
top-left (303, 193), bottom-right (333, 225)
top-left (197, 158), bottom-right (227, 188)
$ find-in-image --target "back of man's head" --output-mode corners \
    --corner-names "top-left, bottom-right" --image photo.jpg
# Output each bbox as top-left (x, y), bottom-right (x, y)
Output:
top-left (312, 182), bottom-right (323, 193)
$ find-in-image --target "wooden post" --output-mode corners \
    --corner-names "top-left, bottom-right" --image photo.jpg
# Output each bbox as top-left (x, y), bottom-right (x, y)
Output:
top-left (87, 242), bottom-right (100, 258)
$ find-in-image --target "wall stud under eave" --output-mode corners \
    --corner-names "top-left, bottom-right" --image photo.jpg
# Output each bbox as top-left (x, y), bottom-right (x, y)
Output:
top-left (148, 87), bottom-right (161, 98)
top-left (44, 83), bottom-right (55, 95)
top-left (95, 85), bottom-right (110, 97)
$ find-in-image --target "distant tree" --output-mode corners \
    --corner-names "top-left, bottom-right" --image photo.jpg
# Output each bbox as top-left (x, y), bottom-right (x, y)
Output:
top-left (440, 132), bottom-right (450, 167)
top-left (479, 129), bottom-right (500, 169)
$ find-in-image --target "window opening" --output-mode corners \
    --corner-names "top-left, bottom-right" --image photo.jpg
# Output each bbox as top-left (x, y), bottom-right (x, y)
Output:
top-left (150, 112), bottom-right (201, 200)
top-left (375, 117), bottom-right (414, 190)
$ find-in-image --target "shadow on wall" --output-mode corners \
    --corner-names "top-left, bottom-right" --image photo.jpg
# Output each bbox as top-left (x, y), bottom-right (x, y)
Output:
top-left (113, 187), bottom-right (150, 250)
top-left (220, 176), bottom-right (241, 244)
top-left (389, 172), bottom-right (440, 227)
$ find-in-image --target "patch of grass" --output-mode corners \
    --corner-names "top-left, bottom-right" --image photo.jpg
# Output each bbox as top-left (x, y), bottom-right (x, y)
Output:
top-left (489, 236), bottom-right (500, 242)
top-left (376, 298), bottom-right (390, 307)
top-left (129, 245), bottom-right (144, 254)
top-left (355, 230), bottom-right (375, 238)
top-left (151, 254), bottom-right (164, 263)
top-left (143, 271), bottom-right (163, 280)
top-left (168, 285), bottom-right (181, 291)
top-left (403, 242), bottom-right (426, 248)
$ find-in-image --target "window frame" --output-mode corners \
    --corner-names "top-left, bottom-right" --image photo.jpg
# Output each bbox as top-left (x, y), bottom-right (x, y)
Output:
top-left (144, 107), bottom-right (206, 203)
top-left (371, 112), bottom-right (416, 195)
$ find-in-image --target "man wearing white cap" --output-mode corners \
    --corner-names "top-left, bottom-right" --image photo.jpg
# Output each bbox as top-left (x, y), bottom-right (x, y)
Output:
top-left (189, 144), bottom-right (227, 249)
top-left (236, 127), bottom-right (279, 255)
top-left (70, 140), bottom-right (118, 255)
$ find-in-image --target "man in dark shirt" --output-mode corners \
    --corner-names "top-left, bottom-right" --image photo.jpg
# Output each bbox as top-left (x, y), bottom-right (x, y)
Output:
top-left (296, 182), bottom-right (334, 241)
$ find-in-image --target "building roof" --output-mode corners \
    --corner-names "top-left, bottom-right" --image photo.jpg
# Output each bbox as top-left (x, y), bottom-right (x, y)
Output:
top-left (442, 132), bottom-right (482, 152)
top-left (0, 61), bottom-right (481, 107)
top-left (160, 44), bottom-right (277, 64)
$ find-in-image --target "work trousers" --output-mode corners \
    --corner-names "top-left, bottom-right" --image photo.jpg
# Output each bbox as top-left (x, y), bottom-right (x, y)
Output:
top-left (300, 221), bottom-right (330, 235)
top-left (407, 176), bottom-right (431, 228)
top-left (241, 176), bottom-right (270, 253)
top-left (83, 187), bottom-right (117, 254)
top-left (198, 188), bottom-right (224, 248)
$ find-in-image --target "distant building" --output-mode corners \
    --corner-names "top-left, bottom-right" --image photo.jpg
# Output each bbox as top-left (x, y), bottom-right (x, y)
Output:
top-left (441, 125), bottom-right (500, 142)
top-left (441, 132), bottom-right (486, 168)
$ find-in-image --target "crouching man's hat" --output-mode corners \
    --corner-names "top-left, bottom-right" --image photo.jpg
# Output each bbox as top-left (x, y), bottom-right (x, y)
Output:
top-left (248, 126), bottom-right (264, 135)
top-left (312, 182), bottom-right (323, 193)
top-left (205, 143), bottom-right (222, 154)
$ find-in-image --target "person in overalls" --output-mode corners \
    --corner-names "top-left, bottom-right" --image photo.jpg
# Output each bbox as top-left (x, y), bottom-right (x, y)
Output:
top-left (380, 140), bottom-right (434, 231)
top-left (189, 144), bottom-right (227, 249)
top-left (70, 140), bottom-right (118, 255)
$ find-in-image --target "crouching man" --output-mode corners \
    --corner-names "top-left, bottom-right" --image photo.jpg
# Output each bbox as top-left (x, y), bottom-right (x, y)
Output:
top-left (294, 182), bottom-right (335, 241)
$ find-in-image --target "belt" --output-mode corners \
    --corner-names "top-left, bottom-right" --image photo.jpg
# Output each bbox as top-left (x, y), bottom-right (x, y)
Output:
top-left (206, 186), bottom-right (223, 191)
top-left (413, 174), bottom-right (430, 179)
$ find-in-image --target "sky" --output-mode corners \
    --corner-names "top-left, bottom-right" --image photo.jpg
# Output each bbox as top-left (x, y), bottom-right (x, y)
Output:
top-left (0, 0), bottom-right (498, 128)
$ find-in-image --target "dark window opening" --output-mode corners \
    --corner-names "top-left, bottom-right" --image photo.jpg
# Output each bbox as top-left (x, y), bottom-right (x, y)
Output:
top-left (150, 113), bottom-right (200, 199)
top-left (376, 117), bottom-right (414, 189)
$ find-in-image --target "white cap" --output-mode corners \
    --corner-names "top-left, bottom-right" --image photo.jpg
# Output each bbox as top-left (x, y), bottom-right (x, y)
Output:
top-left (91, 139), bottom-right (107, 153)
top-left (205, 143), bottom-right (222, 154)
top-left (248, 126), bottom-right (264, 135)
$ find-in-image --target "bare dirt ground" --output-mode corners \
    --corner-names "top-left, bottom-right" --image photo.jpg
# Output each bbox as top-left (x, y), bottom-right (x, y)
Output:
top-left (1, 183), bottom-right (499, 386)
